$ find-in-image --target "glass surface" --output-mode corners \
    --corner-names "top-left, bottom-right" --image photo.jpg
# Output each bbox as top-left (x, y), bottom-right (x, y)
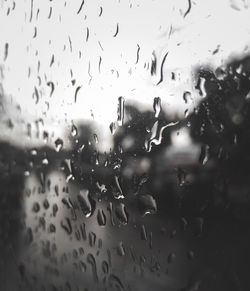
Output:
top-left (1, 0), bottom-right (250, 290)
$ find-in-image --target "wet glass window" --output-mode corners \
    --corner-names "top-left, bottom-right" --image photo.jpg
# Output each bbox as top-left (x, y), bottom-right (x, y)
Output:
top-left (1, 0), bottom-right (250, 290)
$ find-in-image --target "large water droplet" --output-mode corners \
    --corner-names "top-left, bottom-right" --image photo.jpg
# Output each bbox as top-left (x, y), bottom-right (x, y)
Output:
top-left (145, 121), bottom-right (179, 152)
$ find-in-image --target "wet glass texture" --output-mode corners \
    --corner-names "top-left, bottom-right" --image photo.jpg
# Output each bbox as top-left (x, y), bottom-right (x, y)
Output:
top-left (1, 0), bottom-right (250, 290)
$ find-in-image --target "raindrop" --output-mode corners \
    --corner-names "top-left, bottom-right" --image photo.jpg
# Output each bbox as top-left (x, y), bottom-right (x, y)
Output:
top-left (55, 138), bottom-right (63, 152)
top-left (89, 232), bottom-right (96, 247)
top-left (199, 144), bottom-right (209, 165)
top-left (117, 97), bottom-right (125, 126)
top-left (145, 121), bottom-right (179, 152)
top-left (183, 91), bottom-right (191, 104)
top-left (80, 261), bottom-right (87, 272)
top-left (52, 203), bottom-right (58, 217)
top-left (43, 199), bottom-right (50, 209)
top-left (78, 189), bottom-right (95, 218)
top-left (97, 209), bottom-right (106, 226)
top-left (71, 123), bottom-right (78, 136)
top-left (102, 261), bottom-right (109, 274)
top-left (107, 202), bottom-right (115, 226)
top-left (113, 176), bottom-right (124, 199)
top-left (87, 253), bottom-right (99, 282)
top-left (32, 202), bottom-right (40, 213)
top-left (60, 217), bottom-right (72, 235)
top-left (93, 134), bottom-right (98, 144)
top-left (140, 224), bottom-right (147, 241)
top-left (49, 224), bottom-right (56, 233)
top-left (108, 274), bottom-right (124, 291)
top-left (109, 122), bottom-right (116, 135)
top-left (153, 97), bottom-right (161, 118)
top-left (138, 194), bottom-right (157, 215)
top-left (117, 241), bottom-right (125, 256)
top-left (4, 43), bottom-right (8, 61)
top-left (115, 203), bottom-right (128, 225)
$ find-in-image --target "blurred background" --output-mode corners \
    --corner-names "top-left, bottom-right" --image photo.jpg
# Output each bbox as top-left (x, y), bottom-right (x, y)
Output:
top-left (1, 0), bottom-right (250, 290)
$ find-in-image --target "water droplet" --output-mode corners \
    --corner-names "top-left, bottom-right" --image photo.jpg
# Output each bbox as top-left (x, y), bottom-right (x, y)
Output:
top-left (183, 91), bottom-right (191, 104)
top-left (115, 203), bottom-right (128, 225)
top-left (60, 217), bottom-right (72, 234)
top-left (109, 122), bottom-right (116, 134)
top-left (102, 261), bottom-right (109, 274)
top-left (87, 253), bottom-right (98, 282)
top-left (71, 123), bottom-right (78, 136)
top-left (32, 202), bottom-right (40, 213)
top-left (43, 199), bottom-right (50, 209)
top-left (199, 144), bottom-right (209, 165)
top-left (117, 241), bottom-right (125, 256)
top-left (145, 121), bottom-right (179, 152)
top-left (138, 195), bottom-right (157, 215)
top-left (55, 138), bottom-right (63, 152)
top-left (153, 97), bottom-right (161, 118)
top-left (93, 133), bottom-right (98, 144)
top-left (89, 232), bottom-right (96, 247)
top-left (78, 189), bottom-right (95, 218)
top-left (80, 261), bottom-right (87, 272)
top-left (97, 209), bottom-right (106, 226)
top-left (49, 223), bottom-right (56, 233)
top-left (52, 203), bottom-right (58, 217)
top-left (108, 274), bottom-right (124, 291)
top-left (196, 76), bottom-right (207, 97)
top-left (117, 96), bottom-right (125, 126)
top-left (140, 224), bottom-right (147, 241)
top-left (113, 176), bottom-right (124, 199)
top-left (107, 202), bottom-right (115, 226)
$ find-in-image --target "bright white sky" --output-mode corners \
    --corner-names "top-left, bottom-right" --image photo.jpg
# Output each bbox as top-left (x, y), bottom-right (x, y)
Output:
top-left (0, 0), bottom-right (250, 149)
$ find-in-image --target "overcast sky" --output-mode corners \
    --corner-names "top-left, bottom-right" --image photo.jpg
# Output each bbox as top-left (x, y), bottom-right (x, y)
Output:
top-left (0, 0), bottom-right (250, 149)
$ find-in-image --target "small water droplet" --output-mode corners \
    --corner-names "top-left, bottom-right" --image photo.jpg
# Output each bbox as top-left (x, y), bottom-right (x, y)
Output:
top-left (140, 224), bottom-right (147, 241)
top-left (55, 138), bottom-right (63, 152)
top-left (153, 97), bottom-right (161, 118)
top-left (93, 133), bottom-right (98, 144)
top-left (199, 144), bottom-right (209, 165)
top-left (183, 91), bottom-right (191, 104)
top-left (78, 189), bottom-right (95, 218)
top-left (97, 209), bottom-right (106, 226)
top-left (117, 241), bottom-right (125, 256)
top-left (113, 176), bottom-right (124, 199)
top-left (87, 253), bottom-right (98, 282)
top-left (32, 202), bottom-right (40, 213)
top-left (71, 123), bottom-right (78, 136)
top-left (60, 217), bottom-right (72, 234)
top-left (138, 194), bottom-right (157, 215)
top-left (109, 122), bottom-right (116, 134)
top-left (102, 261), bottom-right (109, 274)
top-left (117, 96), bottom-right (125, 126)
top-left (115, 203), bottom-right (128, 225)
